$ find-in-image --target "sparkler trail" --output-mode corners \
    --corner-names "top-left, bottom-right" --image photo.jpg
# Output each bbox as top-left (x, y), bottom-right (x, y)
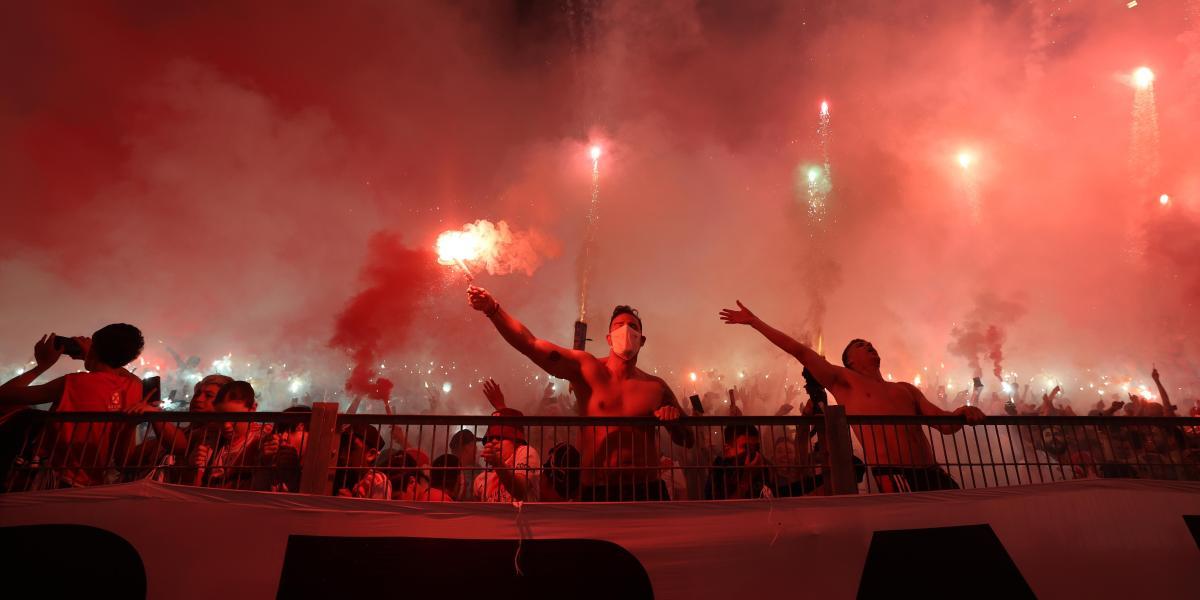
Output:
top-left (805, 101), bottom-right (833, 223)
top-left (818, 100), bottom-right (832, 181)
top-left (957, 149), bottom-right (980, 220)
top-left (1129, 66), bottom-right (1160, 191)
top-left (578, 145), bottom-right (602, 322)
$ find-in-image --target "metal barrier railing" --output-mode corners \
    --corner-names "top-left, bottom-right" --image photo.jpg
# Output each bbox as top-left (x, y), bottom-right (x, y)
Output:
top-left (3, 404), bottom-right (1198, 500)
top-left (847, 415), bottom-right (1200, 492)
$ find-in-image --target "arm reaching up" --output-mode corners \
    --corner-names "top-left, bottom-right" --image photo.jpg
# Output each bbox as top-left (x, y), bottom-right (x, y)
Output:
top-left (469, 286), bottom-right (587, 383)
top-left (0, 334), bottom-right (67, 408)
top-left (481, 378), bottom-right (507, 411)
top-left (719, 301), bottom-right (848, 390)
top-left (1152, 368), bottom-right (1175, 415)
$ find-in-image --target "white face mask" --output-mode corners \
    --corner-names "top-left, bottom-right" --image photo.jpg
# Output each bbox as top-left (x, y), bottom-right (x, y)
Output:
top-left (609, 324), bottom-right (643, 360)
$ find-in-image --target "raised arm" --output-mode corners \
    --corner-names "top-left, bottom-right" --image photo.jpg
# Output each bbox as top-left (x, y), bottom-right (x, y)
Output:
top-left (1151, 368), bottom-right (1174, 414)
top-left (0, 334), bottom-right (67, 408)
top-left (468, 286), bottom-right (586, 382)
top-left (719, 301), bottom-right (848, 390)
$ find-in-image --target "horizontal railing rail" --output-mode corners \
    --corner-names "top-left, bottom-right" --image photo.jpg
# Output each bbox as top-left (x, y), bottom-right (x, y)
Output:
top-left (2, 405), bottom-right (1196, 501)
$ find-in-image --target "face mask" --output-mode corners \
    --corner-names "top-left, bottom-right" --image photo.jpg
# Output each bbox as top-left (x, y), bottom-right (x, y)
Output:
top-left (609, 324), bottom-right (642, 360)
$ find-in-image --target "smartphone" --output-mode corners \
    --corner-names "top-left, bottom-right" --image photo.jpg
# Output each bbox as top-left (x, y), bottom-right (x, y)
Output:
top-left (688, 394), bottom-right (704, 415)
top-left (142, 376), bottom-right (162, 406)
top-left (53, 335), bottom-right (85, 360)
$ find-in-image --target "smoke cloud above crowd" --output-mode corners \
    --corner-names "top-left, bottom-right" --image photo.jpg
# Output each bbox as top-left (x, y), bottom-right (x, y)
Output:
top-left (2, 1), bottom-right (1198, 409)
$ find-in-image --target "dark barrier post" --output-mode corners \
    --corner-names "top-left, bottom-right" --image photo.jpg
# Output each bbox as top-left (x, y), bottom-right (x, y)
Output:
top-left (299, 403), bottom-right (339, 496)
top-left (823, 405), bottom-right (858, 495)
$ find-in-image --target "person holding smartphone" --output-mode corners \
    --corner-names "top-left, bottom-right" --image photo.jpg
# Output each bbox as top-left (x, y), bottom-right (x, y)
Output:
top-left (0, 324), bottom-right (145, 487)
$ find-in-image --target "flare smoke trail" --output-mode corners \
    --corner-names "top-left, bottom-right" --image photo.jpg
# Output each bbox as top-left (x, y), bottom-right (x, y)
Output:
top-left (578, 147), bottom-right (602, 322)
top-left (1130, 69), bottom-right (1160, 192)
top-left (948, 294), bottom-right (1026, 381)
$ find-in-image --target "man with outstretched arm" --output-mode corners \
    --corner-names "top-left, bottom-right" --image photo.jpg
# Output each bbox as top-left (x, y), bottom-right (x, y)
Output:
top-left (467, 285), bottom-right (693, 501)
top-left (719, 300), bottom-right (984, 492)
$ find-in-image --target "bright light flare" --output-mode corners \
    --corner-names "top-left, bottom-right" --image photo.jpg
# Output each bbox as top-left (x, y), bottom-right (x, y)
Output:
top-left (689, 372), bottom-right (698, 383)
top-left (807, 167), bottom-right (820, 183)
top-left (589, 145), bottom-right (602, 160)
top-left (819, 100), bottom-right (829, 116)
top-left (436, 228), bottom-right (486, 281)
top-left (435, 230), bottom-right (482, 266)
top-left (212, 354), bottom-right (233, 375)
top-left (1001, 381), bottom-right (1014, 395)
top-left (1133, 67), bottom-right (1154, 89)
top-left (957, 151), bottom-right (974, 169)
top-left (442, 382), bottom-right (452, 394)
top-left (913, 374), bottom-right (922, 386)
top-left (1159, 194), bottom-right (1170, 206)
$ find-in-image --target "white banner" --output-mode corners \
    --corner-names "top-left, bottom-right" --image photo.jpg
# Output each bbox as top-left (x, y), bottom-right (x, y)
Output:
top-left (2, 479), bottom-right (1199, 599)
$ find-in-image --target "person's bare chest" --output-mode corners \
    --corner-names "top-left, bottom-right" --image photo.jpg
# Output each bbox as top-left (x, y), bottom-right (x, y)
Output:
top-left (585, 377), bottom-right (663, 417)
top-left (839, 380), bottom-right (915, 415)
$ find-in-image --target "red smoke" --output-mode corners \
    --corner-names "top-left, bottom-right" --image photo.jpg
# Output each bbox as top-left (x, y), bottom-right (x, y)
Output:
top-left (949, 295), bottom-right (1025, 381)
top-left (985, 325), bottom-right (1005, 380)
top-left (329, 233), bottom-right (439, 402)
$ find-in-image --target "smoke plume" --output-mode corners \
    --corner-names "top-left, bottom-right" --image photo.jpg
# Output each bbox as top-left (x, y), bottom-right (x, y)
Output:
top-left (948, 295), bottom-right (1026, 381)
top-left (329, 233), bottom-right (439, 402)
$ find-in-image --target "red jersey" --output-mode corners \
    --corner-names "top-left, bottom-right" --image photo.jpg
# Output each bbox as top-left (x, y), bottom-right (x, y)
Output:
top-left (46, 370), bottom-right (142, 487)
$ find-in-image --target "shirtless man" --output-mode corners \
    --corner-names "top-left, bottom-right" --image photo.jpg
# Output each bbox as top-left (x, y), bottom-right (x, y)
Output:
top-left (468, 286), bottom-right (693, 501)
top-left (719, 301), bottom-right (984, 492)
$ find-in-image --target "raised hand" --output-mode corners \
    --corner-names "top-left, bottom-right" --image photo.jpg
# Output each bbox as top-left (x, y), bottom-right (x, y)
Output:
top-left (784, 384), bottom-right (799, 404)
top-left (481, 378), bottom-right (506, 410)
top-left (1151, 367), bottom-right (1160, 382)
top-left (34, 334), bottom-right (62, 369)
top-left (467, 286), bottom-right (498, 314)
top-left (719, 301), bottom-right (759, 326)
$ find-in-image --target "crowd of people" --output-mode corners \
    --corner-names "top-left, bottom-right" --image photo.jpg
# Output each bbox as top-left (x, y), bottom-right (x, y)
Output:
top-left (1, 293), bottom-right (1197, 501)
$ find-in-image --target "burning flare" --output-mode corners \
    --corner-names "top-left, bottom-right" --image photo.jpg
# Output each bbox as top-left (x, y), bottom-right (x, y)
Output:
top-left (436, 229), bottom-right (481, 280)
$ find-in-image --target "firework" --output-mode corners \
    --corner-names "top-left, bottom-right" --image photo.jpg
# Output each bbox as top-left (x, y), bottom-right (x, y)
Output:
top-left (807, 100), bottom-right (834, 222)
top-left (956, 149), bottom-right (981, 219)
top-left (578, 143), bottom-right (603, 322)
top-left (957, 151), bottom-right (973, 169)
top-left (1129, 66), bottom-right (1159, 190)
top-left (1133, 66), bottom-right (1154, 90)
